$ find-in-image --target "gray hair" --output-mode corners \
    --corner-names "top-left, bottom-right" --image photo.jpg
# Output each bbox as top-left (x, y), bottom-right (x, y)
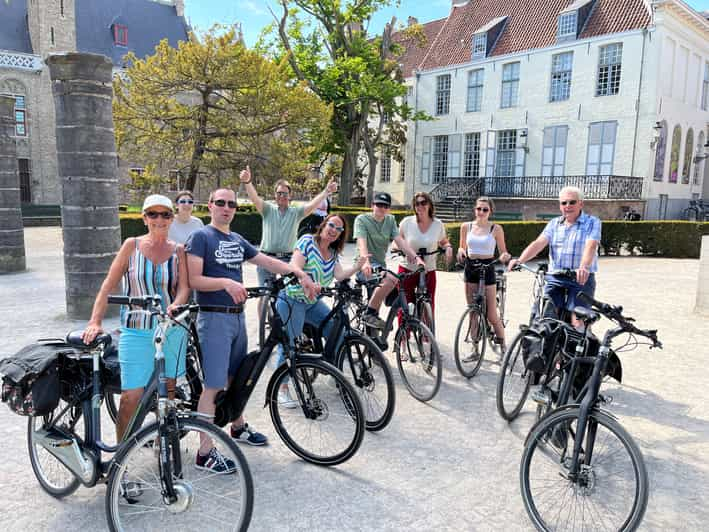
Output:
top-left (559, 186), bottom-right (584, 201)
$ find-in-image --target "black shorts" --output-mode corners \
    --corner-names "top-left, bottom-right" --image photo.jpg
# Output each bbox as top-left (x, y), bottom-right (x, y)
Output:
top-left (464, 259), bottom-right (497, 286)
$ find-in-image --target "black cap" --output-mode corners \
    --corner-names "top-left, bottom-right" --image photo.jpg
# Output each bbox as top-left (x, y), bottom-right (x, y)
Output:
top-left (373, 192), bottom-right (392, 206)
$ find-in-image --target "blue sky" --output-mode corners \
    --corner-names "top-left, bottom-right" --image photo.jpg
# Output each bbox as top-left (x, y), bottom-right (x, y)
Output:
top-left (184, 0), bottom-right (709, 46)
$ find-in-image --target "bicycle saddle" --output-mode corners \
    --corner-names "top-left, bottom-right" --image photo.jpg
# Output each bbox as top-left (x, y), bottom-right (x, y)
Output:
top-left (65, 330), bottom-right (113, 350)
top-left (572, 306), bottom-right (599, 325)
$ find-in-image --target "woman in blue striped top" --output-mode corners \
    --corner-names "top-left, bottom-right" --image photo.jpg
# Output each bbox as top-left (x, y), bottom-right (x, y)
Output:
top-left (82, 194), bottom-right (190, 439)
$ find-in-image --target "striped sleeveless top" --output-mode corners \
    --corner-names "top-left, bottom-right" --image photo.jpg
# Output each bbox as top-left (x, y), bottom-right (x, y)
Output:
top-left (120, 238), bottom-right (180, 329)
top-left (286, 234), bottom-right (337, 304)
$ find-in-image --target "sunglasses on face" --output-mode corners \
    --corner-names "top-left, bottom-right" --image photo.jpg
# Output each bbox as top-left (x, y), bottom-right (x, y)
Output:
top-left (144, 211), bottom-right (174, 219)
top-left (276, 191), bottom-right (289, 198)
top-left (475, 207), bottom-right (490, 213)
top-left (177, 198), bottom-right (194, 205)
top-left (415, 200), bottom-right (429, 206)
top-left (560, 200), bottom-right (578, 206)
top-left (211, 199), bottom-right (237, 209)
top-left (373, 202), bottom-right (390, 209)
top-left (326, 221), bottom-right (345, 233)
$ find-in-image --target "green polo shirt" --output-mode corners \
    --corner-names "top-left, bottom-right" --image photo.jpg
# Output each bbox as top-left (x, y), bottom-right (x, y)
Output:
top-left (353, 213), bottom-right (398, 265)
top-left (260, 201), bottom-right (306, 253)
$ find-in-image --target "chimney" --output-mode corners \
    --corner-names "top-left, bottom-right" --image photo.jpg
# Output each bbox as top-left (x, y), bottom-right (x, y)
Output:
top-left (174, 0), bottom-right (185, 18)
top-left (407, 16), bottom-right (418, 26)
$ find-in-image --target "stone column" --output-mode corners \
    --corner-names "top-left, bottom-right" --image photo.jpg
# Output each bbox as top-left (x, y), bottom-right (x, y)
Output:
top-left (0, 96), bottom-right (26, 273)
top-left (696, 235), bottom-right (709, 316)
top-left (47, 53), bottom-right (121, 319)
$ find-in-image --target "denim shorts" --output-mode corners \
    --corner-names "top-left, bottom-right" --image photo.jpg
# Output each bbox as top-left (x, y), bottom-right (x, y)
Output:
top-left (544, 273), bottom-right (596, 313)
top-left (118, 326), bottom-right (187, 390)
top-left (196, 311), bottom-right (247, 389)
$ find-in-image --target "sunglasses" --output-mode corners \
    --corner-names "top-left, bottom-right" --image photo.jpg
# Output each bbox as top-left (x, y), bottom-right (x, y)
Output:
top-left (326, 221), bottom-right (345, 233)
top-left (177, 198), bottom-right (194, 205)
top-left (211, 199), bottom-right (237, 209)
top-left (560, 200), bottom-right (578, 206)
top-left (276, 191), bottom-right (290, 198)
top-left (415, 200), bottom-right (429, 206)
top-left (373, 202), bottom-right (390, 209)
top-left (144, 211), bottom-right (173, 219)
top-left (475, 207), bottom-right (490, 213)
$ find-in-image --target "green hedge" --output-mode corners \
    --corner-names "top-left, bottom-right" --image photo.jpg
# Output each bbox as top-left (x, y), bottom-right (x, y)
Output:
top-left (120, 214), bottom-right (709, 260)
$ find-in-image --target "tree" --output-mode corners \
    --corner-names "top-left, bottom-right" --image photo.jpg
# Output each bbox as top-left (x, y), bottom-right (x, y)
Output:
top-left (269, 0), bottom-right (430, 204)
top-left (113, 28), bottom-right (331, 193)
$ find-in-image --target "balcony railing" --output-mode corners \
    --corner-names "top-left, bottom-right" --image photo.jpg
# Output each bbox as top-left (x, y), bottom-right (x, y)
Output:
top-left (429, 175), bottom-right (643, 201)
top-left (0, 51), bottom-right (43, 72)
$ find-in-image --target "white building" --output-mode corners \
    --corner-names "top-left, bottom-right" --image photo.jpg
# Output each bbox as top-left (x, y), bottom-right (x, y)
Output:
top-left (375, 0), bottom-right (709, 220)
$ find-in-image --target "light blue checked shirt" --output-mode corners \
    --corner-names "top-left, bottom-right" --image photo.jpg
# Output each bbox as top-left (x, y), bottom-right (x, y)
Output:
top-left (541, 212), bottom-right (602, 273)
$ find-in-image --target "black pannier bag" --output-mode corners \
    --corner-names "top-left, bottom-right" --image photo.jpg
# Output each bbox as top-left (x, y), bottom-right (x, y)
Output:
top-left (521, 323), bottom-right (554, 374)
top-left (0, 343), bottom-right (73, 416)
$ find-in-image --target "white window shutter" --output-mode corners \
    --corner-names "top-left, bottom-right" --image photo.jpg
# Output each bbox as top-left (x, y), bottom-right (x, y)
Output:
top-left (448, 133), bottom-right (462, 177)
top-left (421, 136), bottom-right (431, 184)
top-left (485, 130), bottom-right (496, 177)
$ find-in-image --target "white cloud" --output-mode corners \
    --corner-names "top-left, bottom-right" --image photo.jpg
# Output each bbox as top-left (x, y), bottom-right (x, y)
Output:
top-left (237, 0), bottom-right (268, 16)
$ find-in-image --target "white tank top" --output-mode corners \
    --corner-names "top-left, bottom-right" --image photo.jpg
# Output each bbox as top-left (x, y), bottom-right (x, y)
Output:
top-left (466, 223), bottom-right (496, 256)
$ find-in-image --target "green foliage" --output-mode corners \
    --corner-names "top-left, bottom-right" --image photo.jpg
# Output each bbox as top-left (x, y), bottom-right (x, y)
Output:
top-left (113, 27), bottom-right (332, 194)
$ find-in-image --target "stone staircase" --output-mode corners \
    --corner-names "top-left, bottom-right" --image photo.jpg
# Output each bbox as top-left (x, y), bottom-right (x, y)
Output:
top-left (434, 197), bottom-right (476, 223)
top-left (430, 178), bottom-right (483, 223)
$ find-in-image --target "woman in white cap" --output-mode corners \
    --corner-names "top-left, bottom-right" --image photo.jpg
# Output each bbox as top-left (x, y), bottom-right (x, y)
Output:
top-left (82, 194), bottom-right (190, 440)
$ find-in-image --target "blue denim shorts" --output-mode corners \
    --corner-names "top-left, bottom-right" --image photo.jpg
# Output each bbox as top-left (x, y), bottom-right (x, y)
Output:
top-left (544, 273), bottom-right (596, 313)
top-left (118, 326), bottom-right (187, 390)
top-left (196, 311), bottom-right (247, 390)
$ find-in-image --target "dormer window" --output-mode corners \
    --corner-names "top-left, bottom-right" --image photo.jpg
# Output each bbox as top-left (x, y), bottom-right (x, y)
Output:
top-left (472, 33), bottom-right (486, 59)
top-left (557, 11), bottom-right (578, 40)
top-left (114, 24), bottom-right (128, 46)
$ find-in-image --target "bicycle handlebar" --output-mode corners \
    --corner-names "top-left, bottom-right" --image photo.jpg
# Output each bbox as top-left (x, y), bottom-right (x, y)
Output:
top-left (107, 294), bottom-right (162, 309)
top-left (392, 247), bottom-right (446, 259)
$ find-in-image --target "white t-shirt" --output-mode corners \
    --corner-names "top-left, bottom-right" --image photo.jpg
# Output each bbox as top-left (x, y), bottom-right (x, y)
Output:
top-left (168, 216), bottom-right (204, 245)
top-left (398, 215), bottom-right (446, 271)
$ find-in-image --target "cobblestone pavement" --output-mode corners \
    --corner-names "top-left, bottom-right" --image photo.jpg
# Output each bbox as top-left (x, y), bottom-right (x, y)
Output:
top-left (0, 227), bottom-right (707, 531)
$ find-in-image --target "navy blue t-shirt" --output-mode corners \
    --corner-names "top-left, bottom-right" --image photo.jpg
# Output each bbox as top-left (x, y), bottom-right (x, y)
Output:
top-left (186, 225), bottom-right (258, 306)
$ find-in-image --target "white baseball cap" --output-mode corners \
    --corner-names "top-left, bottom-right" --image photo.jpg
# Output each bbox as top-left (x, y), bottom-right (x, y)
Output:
top-left (142, 194), bottom-right (173, 211)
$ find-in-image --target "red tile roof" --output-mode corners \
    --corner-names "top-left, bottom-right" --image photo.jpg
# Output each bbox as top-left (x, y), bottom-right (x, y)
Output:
top-left (417, 0), bottom-right (652, 72)
top-left (393, 17), bottom-right (446, 77)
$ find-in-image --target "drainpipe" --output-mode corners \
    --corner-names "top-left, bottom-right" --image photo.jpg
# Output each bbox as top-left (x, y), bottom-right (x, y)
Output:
top-left (412, 70), bottom-right (420, 200)
top-left (630, 28), bottom-right (648, 181)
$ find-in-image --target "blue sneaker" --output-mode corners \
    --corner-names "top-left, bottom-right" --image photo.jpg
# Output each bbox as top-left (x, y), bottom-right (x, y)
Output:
top-left (230, 423), bottom-right (268, 446)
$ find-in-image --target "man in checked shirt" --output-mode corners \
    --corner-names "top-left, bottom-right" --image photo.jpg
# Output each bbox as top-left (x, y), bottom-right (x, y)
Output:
top-left (508, 186), bottom-right (601, 328)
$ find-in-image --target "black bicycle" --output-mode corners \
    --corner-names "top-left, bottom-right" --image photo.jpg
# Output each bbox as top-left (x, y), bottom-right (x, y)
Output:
top-left (301, 279), bottom-right (396, 431)
top-left (214, 274), bottom-right (366, 466)
top-left (21, 296), bottom-right (253, 531)
top-left (354, 266), bottom-right (442, 403)
top-left (453, 258), bottom-right (507, 378)
top-left (520, 294), bottom-right (661, 532)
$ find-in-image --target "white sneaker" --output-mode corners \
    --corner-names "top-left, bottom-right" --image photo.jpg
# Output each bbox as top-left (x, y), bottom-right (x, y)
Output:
top-left (277, 388), bottom-right (298, 409)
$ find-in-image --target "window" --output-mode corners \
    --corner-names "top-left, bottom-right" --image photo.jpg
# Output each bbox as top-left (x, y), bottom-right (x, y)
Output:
top-left (550, 52), bottom-right (573, 102)
top-left (168, 170), bottom-right (181, 191)
top-left (682, 128), bottom-right (693, 184)
top-left (60, 0), bottom-right (64, 17)
top-left (695, 131), bottom-right (705, 185)
top-left (382, 111), bottom-right (389, 124)
top-left (18, 159), bottom-right (31, 203)
top-left (467, 69), bottom-right (484, 112)
top-left (702, 63), bottom-right (709, 111)
top-left (586, 121), bottom-right (617, 175)
top-left (380, 154), bottom-right (391, 183)
top-left (500, 62), bottom-right (520, 108)
top-left (653, 121), bottom-right (667, 181)
top-left (432, 135), bottom-right (448, 183)
top-left (399, 157), bottom-right (406, 182)
top-left (435, 74), bottom-right (451, 115)
top-left (495, 130), bottom-right (517, 176)
top-left (11, 95), bottom-right (26, 136)
top-left (542, 126), bottom-right (568, 176)
top-left (463, 132), bottom-right (481, 178)
top-left (472, 33), bottom-right (486, 59)
top-left (596, 43), bottom-right (622, 96)
top-left (114, 24), bottom-right (128, 46)
top-left (669, 125), bottom-right (681, 183)
top-left (557, 12), bottom-right (577, 40)
top-left (50, 27), bottom-right (55, 46)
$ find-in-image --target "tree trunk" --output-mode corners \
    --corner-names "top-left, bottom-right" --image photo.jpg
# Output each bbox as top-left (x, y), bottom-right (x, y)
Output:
top-left (47, 53), bottom-right (121, 319)
top-left (0, 95), bottom-right (26, 273)
top-left (185, 98), bottom-right (209, 191)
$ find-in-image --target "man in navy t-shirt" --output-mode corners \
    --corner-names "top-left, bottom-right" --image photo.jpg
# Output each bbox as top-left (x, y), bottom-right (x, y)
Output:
top-left (186, 188), bottom-right (317, 472)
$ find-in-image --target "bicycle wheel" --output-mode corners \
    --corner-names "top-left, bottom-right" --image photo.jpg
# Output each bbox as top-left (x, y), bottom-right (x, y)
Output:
top-left (269, 358), bottom-right (365, 466)
top-left (395, 320), bottom-right (442, 402)
top-left (496, 331), bottom-right (532, 421)
top-left (521, 407), bottom-right (648, 532)
top-left (27, 398), bottom-right (85, 498)
top-left (335, 334), bottom-right (396, 432)
top-left (258, 298), bottom-right (274, 350)
top-left (416, 300), bottom-right (435, 336)
top-left (106, 416), bottom-right (253, 532)
top-left (453, 306), bottom-right (486, 379)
